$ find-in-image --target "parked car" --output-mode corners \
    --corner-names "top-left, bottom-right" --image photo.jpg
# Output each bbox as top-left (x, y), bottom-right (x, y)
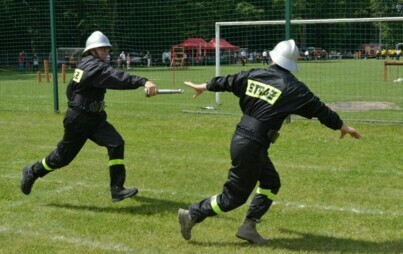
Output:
top-left (129, 52), bottom-right (145, 66)
top-left (49, 47), bottom-right (84, 69)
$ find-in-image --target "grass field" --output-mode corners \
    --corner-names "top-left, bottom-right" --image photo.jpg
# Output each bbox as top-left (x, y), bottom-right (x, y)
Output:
top-left (0, 60), bottom-right (402, 253)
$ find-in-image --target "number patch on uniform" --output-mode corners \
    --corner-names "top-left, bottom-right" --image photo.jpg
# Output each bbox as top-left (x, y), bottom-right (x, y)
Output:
top-left (246, 79), bottom-right (282, 105)
top-left (72, 69), bottom-right (84, 83)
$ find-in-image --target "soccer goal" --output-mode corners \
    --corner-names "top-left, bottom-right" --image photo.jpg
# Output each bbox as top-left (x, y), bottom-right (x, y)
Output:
top-left (212, 17), bottom-right (403, 122)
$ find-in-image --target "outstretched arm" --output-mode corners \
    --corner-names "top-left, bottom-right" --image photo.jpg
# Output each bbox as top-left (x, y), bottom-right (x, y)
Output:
top-left (184, 81), bottom-right (207, 99)
top-left (340, 124), bottom-right (361, 139)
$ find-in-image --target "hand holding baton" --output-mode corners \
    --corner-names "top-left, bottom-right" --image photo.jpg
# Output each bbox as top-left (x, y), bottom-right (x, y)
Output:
top-left (145, 88), bottom-right (184, 97)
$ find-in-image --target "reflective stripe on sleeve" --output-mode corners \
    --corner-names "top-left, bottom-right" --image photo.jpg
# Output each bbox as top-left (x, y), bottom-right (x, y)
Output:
top-left (210, 195), bottom-right (224, 215)
top-left (256, 187), bottom-right (277, 201)
top-left (108, 159), bottom-right (124, 166)
top-left (42, 158), bottom-right (53, 171)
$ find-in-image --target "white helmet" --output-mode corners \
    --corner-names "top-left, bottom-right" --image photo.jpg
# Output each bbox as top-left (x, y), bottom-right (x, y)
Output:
top-left (82, 31), bottom-right (112, 55)
top-left (269, 39), bottom-right (299, 72)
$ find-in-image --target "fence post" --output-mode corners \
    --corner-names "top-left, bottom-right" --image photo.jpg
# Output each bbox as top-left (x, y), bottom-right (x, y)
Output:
top-left (44, 60), bottom-right (50, 83)
top-left (62, 64), bottom-right (66, 83)
top-left (36, 71), bottom-right (41, 83)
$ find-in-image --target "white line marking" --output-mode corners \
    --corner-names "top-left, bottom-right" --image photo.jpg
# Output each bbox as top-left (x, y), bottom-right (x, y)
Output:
top-left (276, 162), bottom-right (402, 174)
top-left (273, 201), bottom-right (401, 217)
top-left (0, 226), bottom-right (133, 252)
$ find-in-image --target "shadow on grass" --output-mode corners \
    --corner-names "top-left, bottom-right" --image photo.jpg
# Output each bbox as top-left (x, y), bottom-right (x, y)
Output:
top-left (47, 195), bottom-right (190, 215)
top-left (189, 228), bottom-right (402, 253)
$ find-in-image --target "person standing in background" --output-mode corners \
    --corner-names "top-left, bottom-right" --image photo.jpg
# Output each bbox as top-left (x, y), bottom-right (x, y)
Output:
top-left (32, 54), bottom-right (39, 73)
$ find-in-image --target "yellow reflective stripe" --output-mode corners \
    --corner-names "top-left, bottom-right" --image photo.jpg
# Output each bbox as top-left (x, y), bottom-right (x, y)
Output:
top-left (42, 158), bottom-right (53, 171)
top-left (256, 187), bottom-right (277, 200)
top-left (246, 79), bottom-right (282, 105)
top-left (109, 159), bottom-right (124, 166)
top-left (210, 195), bottom-right (224, 215)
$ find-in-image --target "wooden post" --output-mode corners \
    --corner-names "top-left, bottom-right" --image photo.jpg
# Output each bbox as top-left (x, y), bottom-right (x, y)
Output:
top-left (36, 71), bottom-right (41, 83)
top-left (62, 63), bottom-right (66, 83)
top-left (44, 60), bottom-right (50, 83)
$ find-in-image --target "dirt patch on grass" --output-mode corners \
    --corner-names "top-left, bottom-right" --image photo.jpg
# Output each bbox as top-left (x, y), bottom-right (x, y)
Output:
top-left (327, 101), bottom-right (400, 112)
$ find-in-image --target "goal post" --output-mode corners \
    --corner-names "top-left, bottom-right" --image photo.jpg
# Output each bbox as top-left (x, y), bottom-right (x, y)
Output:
top-left (214, 17), bottom-right (403, 105)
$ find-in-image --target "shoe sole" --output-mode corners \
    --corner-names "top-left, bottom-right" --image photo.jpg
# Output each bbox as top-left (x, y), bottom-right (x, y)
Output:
top-left (236, 232), bottom-right (268, 244)
top-left (178, 209), bottom-right (192, 240)
top-left (112, 188), bottom-right (138, 202)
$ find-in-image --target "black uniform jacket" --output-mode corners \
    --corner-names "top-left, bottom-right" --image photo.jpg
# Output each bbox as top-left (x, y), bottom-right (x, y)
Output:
top-left (67, 55), bottom-right (148, 103)
top-left (206, 64), bottom-right (343, 131)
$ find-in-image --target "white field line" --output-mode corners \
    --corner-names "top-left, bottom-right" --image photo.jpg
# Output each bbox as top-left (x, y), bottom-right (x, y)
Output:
top-left (0, 226), bottom-right (133, 252)
top-left (1, 173), bottom-right (401, 217)
top-left (272, 201), bottom-right (402, 217)
top-left (276, 162), bottom-right (403, 175)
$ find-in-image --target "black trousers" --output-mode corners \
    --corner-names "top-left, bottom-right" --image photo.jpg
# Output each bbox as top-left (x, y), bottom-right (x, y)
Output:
top-left (189, 133), bottom-right (281, 222)
top-left (43, 108), bottom-right (125, 170)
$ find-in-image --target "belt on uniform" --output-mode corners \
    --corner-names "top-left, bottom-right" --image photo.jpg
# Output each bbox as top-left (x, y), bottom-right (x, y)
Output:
top-left (68, 94), bottom-right (106, 113)
top-left (238, 114), bottom-right (279, 144)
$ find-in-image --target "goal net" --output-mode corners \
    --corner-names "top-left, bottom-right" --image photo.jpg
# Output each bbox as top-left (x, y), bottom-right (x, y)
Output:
top-left (211, 17), bottom-right (403, 122)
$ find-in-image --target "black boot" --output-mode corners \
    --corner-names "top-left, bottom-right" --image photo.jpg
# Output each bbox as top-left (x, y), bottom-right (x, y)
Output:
top-left (236, 218), bottom-right (268, 244)
top-left (111, 186), bottom-right (138, 202)
top-left (109, 165), bottom-right (138, 202)
top-left (20, 161), bottom-right (49, 195)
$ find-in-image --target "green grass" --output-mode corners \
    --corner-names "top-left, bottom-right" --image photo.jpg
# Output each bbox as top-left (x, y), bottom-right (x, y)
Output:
top-left (0, 61), bottom-right (402, 253)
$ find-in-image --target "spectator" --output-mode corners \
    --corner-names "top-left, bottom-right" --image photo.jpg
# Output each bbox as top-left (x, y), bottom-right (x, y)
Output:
top-left (320, 49), bottom-right (327, 61)
top-left (119, 51), bottom-right (126, 68)
top-left (32, 54), bottom-right (39, 73)
top-left (106, 53), bottom-right (111, 65)
top-left (376, 50), bottom-right (381, 59)
top-left (262, 50), bottom-right (269, 65)
top-left (126, 53), bottom-right (131, 69)
top-left (304, 50), bottom-right (310, 61)
top-left (381, 49), bottom-right (387, 59)
top-left (145, 51), bottom-right (152, 67)
top-left (18, 51), bottom-right (26, 74)
top-left (117, 57), bottom-right (123, 69)
top-left (162, 50), bottom-right (171, 67)
top-left (248, 52), bottom-right (254, 63)
top-left (240, 50), bottom-right (247, 66)
top-left (364, 51), bottom-right (369, 60)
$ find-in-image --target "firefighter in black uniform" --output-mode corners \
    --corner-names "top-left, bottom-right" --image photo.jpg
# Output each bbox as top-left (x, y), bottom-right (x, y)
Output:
top-left (178, 39), bottom-right (361, 244)
top-left (20, 31), bottom-right (158, 202)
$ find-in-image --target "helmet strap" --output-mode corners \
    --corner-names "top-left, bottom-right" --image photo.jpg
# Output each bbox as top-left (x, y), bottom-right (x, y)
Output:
top-left (89, 49), bottom-right (100, 59)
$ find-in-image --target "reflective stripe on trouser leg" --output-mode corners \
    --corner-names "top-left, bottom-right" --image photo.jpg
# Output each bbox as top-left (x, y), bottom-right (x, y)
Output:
top-left (256, 187), bottom-right (277, 201)
top-left (245, 187), bottom-right (276, 220)
top-left (30, 160), bottom-right (52, 178)
top-left (210, 195), bottom-right (224, 215)
top-left (109, 159), bottom-right (124, 166)
top-left (42, 158), bottom-right (54, 171)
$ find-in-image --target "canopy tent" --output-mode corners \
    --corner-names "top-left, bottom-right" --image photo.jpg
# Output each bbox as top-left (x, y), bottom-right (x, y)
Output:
top-left (172, 38), bottom-right (214, 66)
top-left (208, 38), bottom-right (240, 64)
top-left (208, 38), bottom-right (240, 50)
top-left (180, 37), bottom-right (215, 50)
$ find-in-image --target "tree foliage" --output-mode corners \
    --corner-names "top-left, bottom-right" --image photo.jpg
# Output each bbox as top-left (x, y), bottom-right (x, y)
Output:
top-left (0, 0), bottom-right (402, 65)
